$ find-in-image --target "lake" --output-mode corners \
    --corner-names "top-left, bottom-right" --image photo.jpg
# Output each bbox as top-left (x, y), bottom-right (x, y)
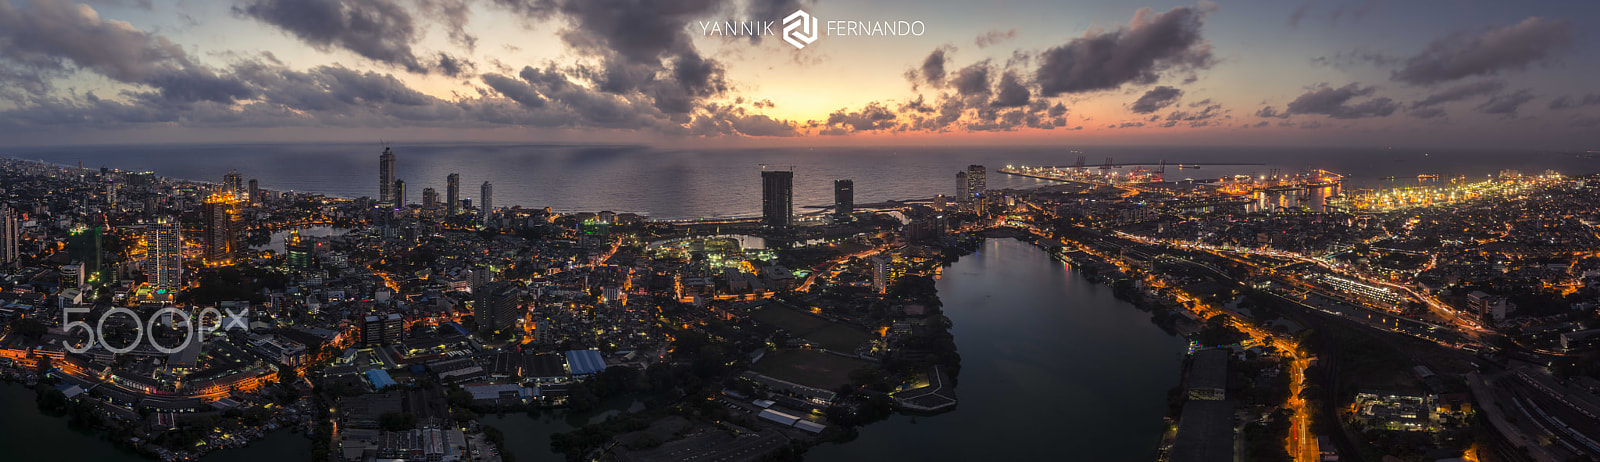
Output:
top-left (808, 238), bottom-right (1190, 461)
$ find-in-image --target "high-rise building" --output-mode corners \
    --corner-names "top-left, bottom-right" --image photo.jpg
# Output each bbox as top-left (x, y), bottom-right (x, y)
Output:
top-left (834, 179), bottom-right (854, 220)
top-left (393, 179), bottom-right (407, 209)
top-left (59, 262), bottom-right (84, 291)
top-left (422, 187), bottom-right (439, 210)
top-left (0, 204), bottom-right (18, 269)
top-left (223, 170), bottom-right (244, 198)
top-left (203, 194), bottom-right (242, 266)
top-left (966, 165), bottom-right (986, 200)
top-left (68, 225), bottom-right (103, 283)
top-left (362, 316), bottom-right (381, 347)
top-left (479, 182), bottom-right (493, 228)
top-left (475, 282), bottom-right (522, 334)
top-left (248, 179), bottom-right (259, 205)
top-left (446, 173), bottom-right (460, 216)
top-left (285, 230), bottom-right (312, 268)
top-left (469, 264), bottom-right (496, 292)
top-left (761, 169), bottom-right (793, 228)
top-left (127, 171), bottom-right (155, 188)
top-left (378, 147), bottom-right (397, 206)
top-left (579, 219), bottom-right (610, 249)
top-left (145, 219), bottom-right (182, 292)
top-left (870, 255), bottom-right (889, 294)
top-left (956, 171), bottom-right (969, 202)
top-left (362, 313), bottom-right (406, 347)
top-left (384, 313), bottom-right (404, 345)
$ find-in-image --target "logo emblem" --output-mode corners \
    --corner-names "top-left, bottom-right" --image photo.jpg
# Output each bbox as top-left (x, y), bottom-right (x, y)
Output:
top-left (783, 9), bottom-right (818, 50)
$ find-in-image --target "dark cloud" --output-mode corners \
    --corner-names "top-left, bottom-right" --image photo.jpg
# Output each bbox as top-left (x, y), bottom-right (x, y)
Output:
top-left (1549, 94), bottom-right (1600, 110)
top-left (1326, 0), bottom-right (1381, 27)
top-left (951, 62), bottom-right (991, 97)
top-left (1284, 83), bottom-right (1399, 119)
top-left (1130, 86), bottom-right (1182, 113)
top-left (898, 94), bottom-right (933, 114)
top-left (0, 70), bottom-right (410, 131)
top-left (1408, 107), bottom-right (1446, 119)
top-left (1004, 49), bottom-right (1032, 69)
top-left (0, 0), bottom-right (186, 82)
top-left (1288, 2), bottom-right (1309, 28)
top-left (1162, 103), bottom-right (1223, 127)
top-left (1254, 106), bottom-right (1288, 119)
top-left (236, 0), bottom-right (459, 75)
top-left (416, 0), bottom-right (477, 51)
top-left (84, 0), bottom-right (155, 9)
top-left (966, 108), bottom-right (1030, 132)
top-left (512, 65), bottom-right (667, 128)
top-left (689, 102), bottom-right (797, 136)
top-left (1286, 1), bottom-right (1379, 29)
top-left (1392, 17), bottom-right (1571, 85)
top-left (0, 0), bottom-right (252, 103)
top-left (915, 47), bottom-right (947, 87)
top-left (489, 0), bottom-right (558, 20)
top-left (235, 62), bottom-right (435, 110)
top-left (1034, 4), bottom-right (1215, 96)
top-left (0, 16), bottom-right (796, 141)
top-left (992, 71), bottom-right (1030, 108)
top-left (1476, 90), bottom-right (1534, 116)
top-left (144, 68), bottom-right (256, 104)
top-left (1410, 80), bottom-right (1503, 108)
top-left (1310, 49), bottom-right (1397, 69)
top-left (548, 0), bottom-right (721, 65)
top-left (743, 0), bottom-right (808, 44)
top-left (1, 92), bottom-right (177, 128)
top-left (481, 73), bottom-right (546, 108)
top-left (824, 102), bottom-right (899, 133)
top-left (901, 96), bottom-right (967, 132)
top-left (975, 29), bottom-right (1017, 48)
top-left (499, 0), bottom-right (730, 114)
top-left (435, 53), bottom-right (475, 77)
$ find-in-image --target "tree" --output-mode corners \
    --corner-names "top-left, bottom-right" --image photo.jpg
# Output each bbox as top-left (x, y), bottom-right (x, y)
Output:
top-left (447, 387), bottom-right (474, 408)
top-left (10, 317), bottom-right (46, 339)
top-left (848, 368), bottom-right (887, 390)
top-left (34, 384), bottom-right (67, 413)
top-left (277, 365), bottom-right (299, 384)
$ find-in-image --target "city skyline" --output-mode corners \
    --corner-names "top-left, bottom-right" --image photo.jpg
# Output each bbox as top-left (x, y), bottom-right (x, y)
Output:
top-left (0, 0), bottom-right (1595, 149)
top-left (3, 1), bottom-right (1600, 460)
top-left (2, 130), bottom-right (1600, 461)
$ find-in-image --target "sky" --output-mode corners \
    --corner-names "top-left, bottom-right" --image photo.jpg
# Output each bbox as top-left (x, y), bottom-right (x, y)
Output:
top-left (0, 0), bottom-right (1596, 149)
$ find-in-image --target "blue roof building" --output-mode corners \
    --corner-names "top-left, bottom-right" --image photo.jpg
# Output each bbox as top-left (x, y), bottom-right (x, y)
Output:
top-left (565, 349), bottom-right (607, 375)
top-left (366, 369), bottom-right (399, 389)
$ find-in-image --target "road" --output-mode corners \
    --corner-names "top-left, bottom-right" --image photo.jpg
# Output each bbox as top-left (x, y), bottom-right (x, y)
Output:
top-left (1041, 231), bottom-right (1318, 462)
top-left (1114, 231), bottom-right (1491, 340)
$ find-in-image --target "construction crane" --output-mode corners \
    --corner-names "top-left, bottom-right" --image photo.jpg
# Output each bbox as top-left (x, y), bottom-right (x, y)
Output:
top-left (1155, 159), bottom-right (1167, 182)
